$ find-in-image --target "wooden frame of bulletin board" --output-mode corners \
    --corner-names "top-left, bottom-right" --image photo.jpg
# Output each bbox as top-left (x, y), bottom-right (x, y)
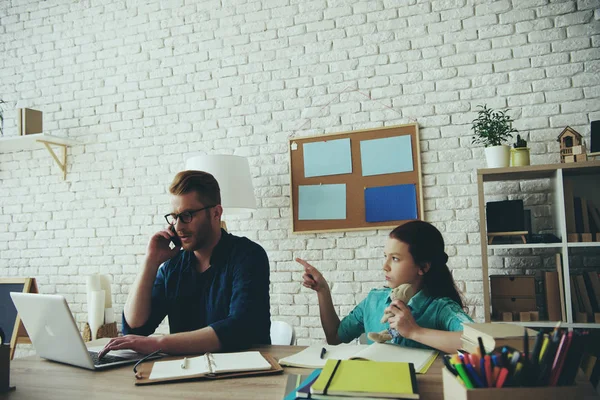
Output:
top-left (289, 124), bottom-right (423, 233)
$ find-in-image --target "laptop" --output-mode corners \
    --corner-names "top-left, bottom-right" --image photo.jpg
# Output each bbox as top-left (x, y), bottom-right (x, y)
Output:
top-left (10, 292), bottom-right (158, 370)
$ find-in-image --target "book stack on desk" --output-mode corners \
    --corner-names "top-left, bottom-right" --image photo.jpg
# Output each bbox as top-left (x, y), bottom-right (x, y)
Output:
top-left (461, 323), bottom-right (537, 354)
top-left (443, 328), bottom-right (589, 400)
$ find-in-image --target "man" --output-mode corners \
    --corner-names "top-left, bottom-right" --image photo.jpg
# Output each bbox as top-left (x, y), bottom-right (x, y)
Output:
top-left (99, 170), bottom-right (271, 357)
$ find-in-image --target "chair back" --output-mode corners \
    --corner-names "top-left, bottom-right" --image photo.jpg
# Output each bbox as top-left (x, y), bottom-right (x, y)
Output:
top-left (270, 320), bottom-right (295, 345)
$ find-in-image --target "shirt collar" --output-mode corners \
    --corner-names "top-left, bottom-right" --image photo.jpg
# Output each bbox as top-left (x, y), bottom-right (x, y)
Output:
top-left (209, 228), bottom-right (231, 266)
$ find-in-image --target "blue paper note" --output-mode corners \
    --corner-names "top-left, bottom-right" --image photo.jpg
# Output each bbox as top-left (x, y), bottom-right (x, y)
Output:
top-left (360, 135), bottom-right (413, 176)
top-left (298, 184), bottom-right (346, 220)
top-left (303, 138), bottom-right (352, 178)
top-left (364, 184), bottom-right (418, 222)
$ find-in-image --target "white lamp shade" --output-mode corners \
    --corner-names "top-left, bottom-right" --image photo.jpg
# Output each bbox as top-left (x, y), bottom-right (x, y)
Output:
top-left (185, 155), bottom-right (256, 215)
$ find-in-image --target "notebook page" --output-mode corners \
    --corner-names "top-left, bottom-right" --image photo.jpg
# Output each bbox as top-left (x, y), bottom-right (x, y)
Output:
top-left (212, 351), bottom-right (271, 373)
top-left (149, 355), bottom-right (209, 380)
top-left (351, 342), bottom-right (436, 372)
top-left (279, 344), bottom-right (369, 368)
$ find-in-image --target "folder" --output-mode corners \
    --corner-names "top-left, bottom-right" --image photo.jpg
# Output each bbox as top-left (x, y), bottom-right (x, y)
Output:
top-left (133, 351), bottom-right (282, 385)
top-left (311, 359), bottom-right (419, 399)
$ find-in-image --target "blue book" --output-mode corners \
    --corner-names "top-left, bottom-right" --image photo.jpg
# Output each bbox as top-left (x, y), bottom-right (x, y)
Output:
top-left (283, 369), bottom-right (321, 400)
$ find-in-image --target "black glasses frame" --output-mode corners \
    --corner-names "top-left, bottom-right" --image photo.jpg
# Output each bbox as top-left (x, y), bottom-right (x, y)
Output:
top-left (164, 205), bottom-right (216, 225)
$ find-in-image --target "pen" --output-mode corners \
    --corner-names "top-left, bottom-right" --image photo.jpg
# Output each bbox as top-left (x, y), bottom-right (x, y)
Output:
top-left (523, 328), bottom-right (529, 363)
top-left (443, 355), bottom-right (458, 376)
top-left (484, 355), bottom-right (493, 387)
top-left (531, 331), bottom-right (544, 366)
top-left (538, 336), bottom-right (549, 363)
top-left (320, 347), bottom-right (327, 360)
top-left (477, 336), bottom-right (486, 357)
top-left (454, 363), bottom-right (474, 389)
top-left (495, 367), bottom-right (509, 388)
top-left (464, 363), bottom-right (484, 388)
top-left (180, 357), bottom-right (188, 369)
top-left (549, 331), bottom-right (571, 386)
top-left (480, 357), bottom-right (487, 387)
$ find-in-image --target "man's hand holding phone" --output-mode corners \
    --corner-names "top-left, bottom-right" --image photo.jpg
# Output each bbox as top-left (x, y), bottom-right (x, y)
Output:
top-left (146, 226), bottom-right (182, 268)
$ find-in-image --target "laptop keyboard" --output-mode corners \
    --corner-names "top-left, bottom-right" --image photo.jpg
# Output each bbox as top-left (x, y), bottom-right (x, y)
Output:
top-left (89, 351), bottom-right (128, 366)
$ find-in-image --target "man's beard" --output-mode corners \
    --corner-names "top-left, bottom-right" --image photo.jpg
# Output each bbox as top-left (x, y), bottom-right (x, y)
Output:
top-left (185, 218), bottom-right (214, 251)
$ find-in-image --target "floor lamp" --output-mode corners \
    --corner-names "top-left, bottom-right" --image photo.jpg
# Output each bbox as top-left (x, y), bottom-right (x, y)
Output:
top-left (184, 154), bottom-right (256, 231)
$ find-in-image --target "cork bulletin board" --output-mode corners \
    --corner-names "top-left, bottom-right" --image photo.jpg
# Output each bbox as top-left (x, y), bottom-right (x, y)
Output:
top-left (289, 124), bottom-right (423, 233)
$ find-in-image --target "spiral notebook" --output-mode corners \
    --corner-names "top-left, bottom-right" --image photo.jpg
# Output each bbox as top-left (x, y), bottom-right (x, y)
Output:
top-left (134, 351), bottom-right (283, 385)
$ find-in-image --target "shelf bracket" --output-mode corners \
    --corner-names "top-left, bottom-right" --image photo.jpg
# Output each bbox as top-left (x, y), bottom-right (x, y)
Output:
top-left (37, 140), bottom-right (68, 180)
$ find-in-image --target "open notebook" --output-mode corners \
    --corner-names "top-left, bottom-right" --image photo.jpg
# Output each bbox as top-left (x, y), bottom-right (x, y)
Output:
top-left (134, 351), bottom-right (282, 385)
top-left (279, 343), bottom-right (437, 374)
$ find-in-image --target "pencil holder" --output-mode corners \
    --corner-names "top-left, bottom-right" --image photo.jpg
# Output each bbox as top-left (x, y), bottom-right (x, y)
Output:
top-left (82, 322), bottom-right (118, 342)
top-left (442, 368), bottom-right (579, 400)
top-left (0, 344), bottom-right (15, 393)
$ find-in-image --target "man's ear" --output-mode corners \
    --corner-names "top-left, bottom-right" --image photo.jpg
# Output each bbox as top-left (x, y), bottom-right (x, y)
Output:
top-left (213, 205), bottom-right (223, 220)
top-left (418, 262), bottom-right (431, 276)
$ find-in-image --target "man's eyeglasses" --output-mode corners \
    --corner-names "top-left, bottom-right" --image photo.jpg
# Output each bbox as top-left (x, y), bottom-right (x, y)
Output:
top-left (164, 206), bottom-right (215, 225)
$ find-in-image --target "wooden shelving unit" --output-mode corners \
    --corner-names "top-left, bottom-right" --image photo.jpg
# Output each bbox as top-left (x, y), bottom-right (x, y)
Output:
top-left (0, 134), bottom-right (78, 180)
top-left (477, 161), bottom-right (600, 329)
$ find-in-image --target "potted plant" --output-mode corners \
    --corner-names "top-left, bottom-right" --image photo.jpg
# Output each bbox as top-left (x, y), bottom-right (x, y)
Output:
top-left (471, 104), bottom-right (518, 168)
top-left (511, 134), bottom-right (530, 167)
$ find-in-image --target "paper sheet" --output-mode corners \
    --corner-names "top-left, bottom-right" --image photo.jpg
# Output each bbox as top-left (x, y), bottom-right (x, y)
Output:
top-left (360, 135), bottom-right (414, 176)
top-left (298, 184), bottom-right (346, 220)
top-left (303, 138), bottom-right (352, 178)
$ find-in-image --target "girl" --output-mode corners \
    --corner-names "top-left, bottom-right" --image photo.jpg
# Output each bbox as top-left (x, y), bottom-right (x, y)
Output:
top-left (297, 220), bottom-right (473, 353)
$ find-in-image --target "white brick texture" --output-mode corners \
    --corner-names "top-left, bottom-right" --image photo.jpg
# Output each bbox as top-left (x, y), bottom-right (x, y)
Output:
top-left (1, 0), bottom-right (599, 347)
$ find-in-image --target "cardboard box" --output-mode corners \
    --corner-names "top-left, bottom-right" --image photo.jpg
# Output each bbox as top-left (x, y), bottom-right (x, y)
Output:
top-left (18, 108), bottom-right (43, 135)
top-left (442, 367), bottom-right (579, 400)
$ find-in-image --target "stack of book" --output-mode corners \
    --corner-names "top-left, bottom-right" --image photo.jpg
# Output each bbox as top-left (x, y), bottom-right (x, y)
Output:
top-left (564, 179), bottom-right (600, 242)
top-left (570, 271), bottom-right (600, 323)
top-left (461, 323), bottom-right (537, 355)
top-left (283, 359), bottom-right (419, 400)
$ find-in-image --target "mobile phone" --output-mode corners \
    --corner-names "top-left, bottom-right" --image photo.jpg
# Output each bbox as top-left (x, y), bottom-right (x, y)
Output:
top-left (169, 225), bottom-right (182, 248)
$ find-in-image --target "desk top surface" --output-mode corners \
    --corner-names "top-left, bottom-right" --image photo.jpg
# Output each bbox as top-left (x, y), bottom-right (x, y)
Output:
top-left (1, 345), bottom-right (447, 400)
top-left (1, 345), bottom-right (596, 400)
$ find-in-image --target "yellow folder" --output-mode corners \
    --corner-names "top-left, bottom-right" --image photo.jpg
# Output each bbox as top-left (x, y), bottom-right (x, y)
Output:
top-left (311, 359), bottom-right (419, 399)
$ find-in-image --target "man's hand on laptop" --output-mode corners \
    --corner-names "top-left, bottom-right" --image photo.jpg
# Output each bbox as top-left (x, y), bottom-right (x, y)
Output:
top-left (98, 335), bottom-right (161, 359)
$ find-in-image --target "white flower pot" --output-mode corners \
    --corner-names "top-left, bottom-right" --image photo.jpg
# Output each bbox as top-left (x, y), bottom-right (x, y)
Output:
top-left (484, 145), bottom-right (510, 168)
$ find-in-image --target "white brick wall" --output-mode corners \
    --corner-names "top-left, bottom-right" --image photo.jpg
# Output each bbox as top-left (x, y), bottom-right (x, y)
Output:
top-left (1, 0), bottom-right (599, 349)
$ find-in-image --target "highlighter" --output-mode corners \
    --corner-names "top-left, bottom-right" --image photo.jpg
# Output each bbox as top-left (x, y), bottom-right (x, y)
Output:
top-left (454, 363), bottom-right (474, 389)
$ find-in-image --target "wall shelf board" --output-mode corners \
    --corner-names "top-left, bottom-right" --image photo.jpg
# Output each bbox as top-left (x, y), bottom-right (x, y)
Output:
top-left (0, 134), bottom-right (78, 180)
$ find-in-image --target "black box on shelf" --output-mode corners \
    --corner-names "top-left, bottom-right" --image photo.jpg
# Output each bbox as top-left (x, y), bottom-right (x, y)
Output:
top-left (486, 200), bottom-right (525, 233)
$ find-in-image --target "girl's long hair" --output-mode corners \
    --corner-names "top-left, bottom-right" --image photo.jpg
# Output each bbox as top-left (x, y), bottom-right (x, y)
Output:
top-left (389, 220), bottom-right (466, 310)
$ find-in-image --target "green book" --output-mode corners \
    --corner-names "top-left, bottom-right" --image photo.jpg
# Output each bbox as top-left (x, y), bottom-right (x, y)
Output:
top-left (311, 359), bottom-right (418, 399)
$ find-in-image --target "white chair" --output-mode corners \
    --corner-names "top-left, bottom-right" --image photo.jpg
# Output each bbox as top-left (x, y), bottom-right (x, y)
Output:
top-left (270, 320), bottom-right (295, 345)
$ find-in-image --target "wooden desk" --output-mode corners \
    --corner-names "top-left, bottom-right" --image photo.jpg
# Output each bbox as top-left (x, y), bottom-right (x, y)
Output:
top-left (0, 346), bottom-right (444, 400)
top-left (1, 346), bottom-right (596, 400)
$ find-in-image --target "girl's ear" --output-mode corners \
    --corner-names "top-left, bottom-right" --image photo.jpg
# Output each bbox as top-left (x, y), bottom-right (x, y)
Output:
top-left (418, 262), bottom-right (431, 276)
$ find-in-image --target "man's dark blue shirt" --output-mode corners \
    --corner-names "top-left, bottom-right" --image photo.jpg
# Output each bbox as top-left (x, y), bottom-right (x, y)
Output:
top-left (122, 229), bottom-right (271, 351)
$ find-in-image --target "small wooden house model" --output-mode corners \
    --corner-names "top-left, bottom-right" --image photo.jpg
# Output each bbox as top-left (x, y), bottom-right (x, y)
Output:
top-left (557, 126), bottom-right (587, 163)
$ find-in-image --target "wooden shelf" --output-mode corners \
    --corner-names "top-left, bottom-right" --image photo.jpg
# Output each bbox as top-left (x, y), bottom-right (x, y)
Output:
top-left (478, 160), bottom-right (600, 182)
top-left (487, 243), bottom-right (564, 250)
top-left (567, 242), bottom-right (600, 248)
top-left (0, 134), bottom-right (79, 179)
top-left (478, 161), bottom-right (600, 327)
top-left (494, 321), bottom-right (600, 329)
